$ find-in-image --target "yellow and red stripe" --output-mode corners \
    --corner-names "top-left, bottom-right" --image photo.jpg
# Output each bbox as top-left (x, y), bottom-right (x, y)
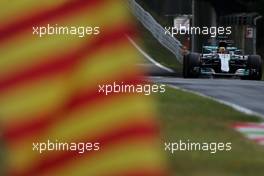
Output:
top-left (0, 0), bottom-right (168, 175)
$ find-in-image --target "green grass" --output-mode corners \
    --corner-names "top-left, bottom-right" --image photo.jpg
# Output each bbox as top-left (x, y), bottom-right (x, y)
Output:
top-left (136, 22), bottom-right (182, 75)
top-left (156, 87), bottom-right (264, 176)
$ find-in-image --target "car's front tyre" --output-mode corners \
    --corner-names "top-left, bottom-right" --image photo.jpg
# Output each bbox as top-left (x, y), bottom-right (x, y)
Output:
top-left (246, 55), bottom-right (263, 80)
top-left (183, 53), bottom-right (200, 78)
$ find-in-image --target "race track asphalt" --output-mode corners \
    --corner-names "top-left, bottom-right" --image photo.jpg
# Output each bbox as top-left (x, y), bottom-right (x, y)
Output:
top-left (151, 77), bottom-right (264, 118)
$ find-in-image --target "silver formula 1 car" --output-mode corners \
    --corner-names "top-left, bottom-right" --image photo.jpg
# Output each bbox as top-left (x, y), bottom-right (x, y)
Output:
top-left (183, 42), bottom-right (263, 80)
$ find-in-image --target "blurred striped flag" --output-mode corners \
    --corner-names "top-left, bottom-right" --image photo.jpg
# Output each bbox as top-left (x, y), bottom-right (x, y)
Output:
top-left (0, 0), bottom-right (167, 176)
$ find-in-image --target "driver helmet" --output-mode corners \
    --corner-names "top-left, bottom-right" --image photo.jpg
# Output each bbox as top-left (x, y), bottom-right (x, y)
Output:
top-left (219, 47), bottom-right (226, 53)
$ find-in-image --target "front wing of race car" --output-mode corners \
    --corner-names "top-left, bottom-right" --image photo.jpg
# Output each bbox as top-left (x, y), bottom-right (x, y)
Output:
top-left (200, 67), bottom-right (250, 77)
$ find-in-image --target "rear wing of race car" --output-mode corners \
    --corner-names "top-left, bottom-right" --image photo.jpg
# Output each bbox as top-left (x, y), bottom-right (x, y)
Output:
top-left (227, 47), bottom-right (242, 54)
top-left (202, 46), bottom-right (218, 54)
top-left (202, 45), bottom-right (242, 55)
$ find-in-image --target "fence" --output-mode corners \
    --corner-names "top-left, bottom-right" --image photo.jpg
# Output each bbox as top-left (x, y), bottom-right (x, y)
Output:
top-left (128, 0), bottom-right (184, 63)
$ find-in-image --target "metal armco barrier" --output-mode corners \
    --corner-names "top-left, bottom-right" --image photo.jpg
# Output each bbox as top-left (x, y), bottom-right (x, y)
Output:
top-left (128, 0), bottom-right (184, 63)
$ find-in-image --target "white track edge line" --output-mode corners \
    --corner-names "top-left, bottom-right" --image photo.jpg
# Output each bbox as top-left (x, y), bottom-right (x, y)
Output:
top-left (167, 84), bottom-right (264, 120)
top-left (127, 36), bottom-right (174, 73)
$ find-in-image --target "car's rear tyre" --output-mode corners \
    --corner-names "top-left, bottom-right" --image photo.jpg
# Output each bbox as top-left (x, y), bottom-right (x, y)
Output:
top-left (246, 55), bottom-right (263, 80)
top-left (183, 53), bottom-right (200, 78)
